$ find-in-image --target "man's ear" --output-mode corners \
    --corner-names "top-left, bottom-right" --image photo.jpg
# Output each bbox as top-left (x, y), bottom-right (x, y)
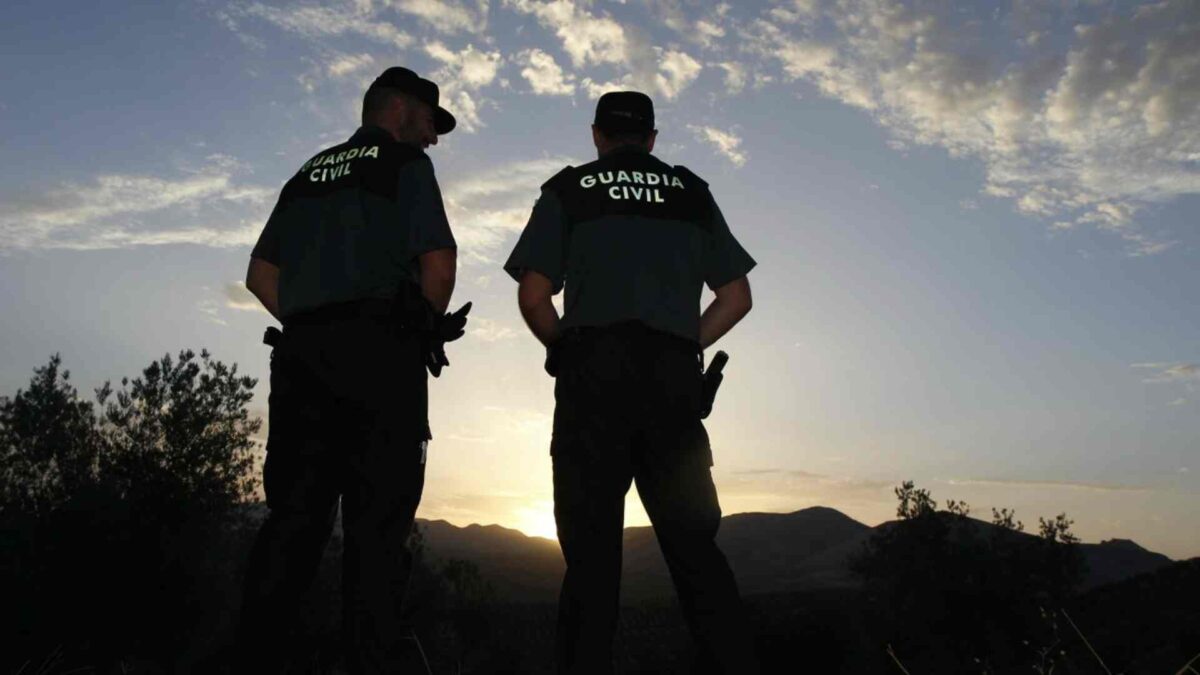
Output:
top-left (388, 93), bottom-right (411, 127)
top-left (646, 129), bottom-right (658, 153)
top-left (592, 125), bottom-right (604, 151)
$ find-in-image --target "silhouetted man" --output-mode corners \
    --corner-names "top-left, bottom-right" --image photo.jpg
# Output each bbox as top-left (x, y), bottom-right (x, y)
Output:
top-left (237, 67), bottom-right (466, 674)
top-left (504, 91), bottom-right (759, 674)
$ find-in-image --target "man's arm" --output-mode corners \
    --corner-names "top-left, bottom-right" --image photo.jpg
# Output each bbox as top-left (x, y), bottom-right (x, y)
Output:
top-left (419, 247), bottom-right (456, 314)
top-left (699, 276), bottom-right (751, 349)
top-left (517, 270), bottom-right (562, 347)
top-left (245, 257), bottom-right (282, 322)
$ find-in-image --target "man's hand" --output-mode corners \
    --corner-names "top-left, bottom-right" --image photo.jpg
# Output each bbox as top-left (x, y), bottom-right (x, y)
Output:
top-left (425, 301), bottom-right (472, 377)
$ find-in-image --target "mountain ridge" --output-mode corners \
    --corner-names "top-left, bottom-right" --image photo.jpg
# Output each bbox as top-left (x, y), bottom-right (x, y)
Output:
top-left (409, 506), bottom-right (1174, 602)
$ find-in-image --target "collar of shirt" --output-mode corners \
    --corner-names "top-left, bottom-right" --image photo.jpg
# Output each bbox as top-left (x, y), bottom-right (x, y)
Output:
top-left (350, 125), bottom-right (395, 143)
top-left (605, 144), bottom-right (651, 157)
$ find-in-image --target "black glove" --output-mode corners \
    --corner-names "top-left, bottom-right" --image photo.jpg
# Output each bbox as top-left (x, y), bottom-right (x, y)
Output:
top-left (425, 301), bottom-right (472, 377)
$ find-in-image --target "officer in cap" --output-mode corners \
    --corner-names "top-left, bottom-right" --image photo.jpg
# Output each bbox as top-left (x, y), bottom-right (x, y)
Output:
top-left (504, 92), bottom-right (759, 673)
top-left (236, 66), bottom-right (468, 673)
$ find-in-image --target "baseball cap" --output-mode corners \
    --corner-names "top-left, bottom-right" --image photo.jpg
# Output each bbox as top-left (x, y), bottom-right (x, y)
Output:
top-left (594, 91), bottom-right (655, 134)
top-left (367, 67), bottom-right (457, 135)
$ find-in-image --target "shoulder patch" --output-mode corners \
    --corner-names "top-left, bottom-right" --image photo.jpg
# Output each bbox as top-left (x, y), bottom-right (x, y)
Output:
top-left (673, 164), bottom-right (708, 188)
top-left (541, 165), bottom-right (576, 192)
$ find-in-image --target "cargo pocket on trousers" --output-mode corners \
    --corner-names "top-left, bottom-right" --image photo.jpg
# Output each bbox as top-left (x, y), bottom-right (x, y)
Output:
top-left (693, 422), bottom-right (715, 468)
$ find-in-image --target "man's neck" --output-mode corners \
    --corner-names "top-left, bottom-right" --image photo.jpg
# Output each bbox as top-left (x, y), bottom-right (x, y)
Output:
top-left (360, 121), bottom-right (402, 143)
top-left (598, 143), bottom-right (650, 158)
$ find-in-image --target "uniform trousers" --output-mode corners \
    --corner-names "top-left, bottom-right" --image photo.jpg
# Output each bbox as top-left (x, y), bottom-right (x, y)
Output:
top-left (550, 321), bottom-right (758, 674)
top-left (236, 305), bottom-right (429, 674)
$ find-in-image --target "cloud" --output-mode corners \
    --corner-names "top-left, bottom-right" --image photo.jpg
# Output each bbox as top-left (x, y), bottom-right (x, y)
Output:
top-left (425, 42), bottom-right (504, 131)
top-left (733, 468), bottom-right (828, 480)
top-left (441, 157), bottom-right (574, 264)
top-left (231, 1), bottom-right (412, 49)
top-left (1132, 362), bottom-right (1200, 383)
top-left (742, 0), bottom-right (1200, 254)
top-left (481, 405), bottom-right (552, 436)
top-left (469, 317), bottom-right (520, 342)
top-left (519, 48), bottom-right (575, 96)
top-left (197, 299), bottom-right (229, 326)
top-left (655, 49), bottom-right (703, 99)
top-left (719, 467), bottom-right (898, 512)
top-left (426, 42), bottom-right (503, 89)
top-left (688, 125), bottom-right (748, 167)
top-left (393, 0), bottom-right (489, 34)
top-left (714, 61), bottom-right (748, 93)
top-left (695, 19), bottom-right (725, 48)
top-left (944, 478), bottom-right (1151, 493)
top-left (297, 51), bottom-right (376, 91)
top-left (224, 281), bottom-right (268, 313)
top-left (0, 156), bottom-right (273, 251)
top-left (326, 52), bottom-right (375, 78)
top-left (504, 0), bottom-right (628, 69)
top-left (506, 0), bottom-right (701, 100)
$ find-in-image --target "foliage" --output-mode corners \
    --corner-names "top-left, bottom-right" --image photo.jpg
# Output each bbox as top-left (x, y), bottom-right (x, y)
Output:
top-left (1, 351), bottom-right (262, 671)
top-left (95, 348), bottom-right (260, 517)
top-left (848, 481), bottom-right (1088, 672)
top-left (0, 355), bottom-right (103, 518)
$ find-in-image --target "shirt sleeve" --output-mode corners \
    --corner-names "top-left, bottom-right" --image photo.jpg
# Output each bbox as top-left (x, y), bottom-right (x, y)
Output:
top-left (503, 189), bottom-right (567, 293)
top-left (250, 196), bottom-right (285, 265)
top-left (703, 197), bottom-right (757, 290)
top-left (400, 157), bottom-right (456, 258)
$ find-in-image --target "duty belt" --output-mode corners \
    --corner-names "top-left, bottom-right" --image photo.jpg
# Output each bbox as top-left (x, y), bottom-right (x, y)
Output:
top-left (282, 298), bottom-right (398, 328)
top-left (264, 298), bottom-right (409, 348)
top-left (561, 320), bottom-right (701, 355)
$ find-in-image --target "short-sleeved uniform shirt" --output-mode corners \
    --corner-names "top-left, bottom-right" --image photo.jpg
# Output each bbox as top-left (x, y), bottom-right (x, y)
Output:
top-left (252, 125), bottom-right (456, 319)
top-left (503, 147), bottom-right (755, 344)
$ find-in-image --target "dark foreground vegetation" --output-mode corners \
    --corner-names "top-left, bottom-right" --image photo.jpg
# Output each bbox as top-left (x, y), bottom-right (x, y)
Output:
top-left (3, 353), bottom-right (1197, 673)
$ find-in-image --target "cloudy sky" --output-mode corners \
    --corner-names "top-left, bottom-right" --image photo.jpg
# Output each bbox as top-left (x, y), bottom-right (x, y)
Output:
top-left (2, 0), bottom-right (1197, 558)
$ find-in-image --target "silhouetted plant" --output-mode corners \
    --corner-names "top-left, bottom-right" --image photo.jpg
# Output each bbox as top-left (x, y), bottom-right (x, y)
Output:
top-left (95, 349), bottom-right (259, 515)
top-left (0, 354), bottom-right (103, 518)
top-left (849, 481), bottom-right (1088, 672)
top-left (2, 351), bottom-right (262, 671)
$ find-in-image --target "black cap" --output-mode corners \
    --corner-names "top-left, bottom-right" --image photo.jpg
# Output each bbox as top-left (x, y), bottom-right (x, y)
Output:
top-left (594, 91), bottom-right (655, 133)
top-left (367, 67), bottom-right (456, 135)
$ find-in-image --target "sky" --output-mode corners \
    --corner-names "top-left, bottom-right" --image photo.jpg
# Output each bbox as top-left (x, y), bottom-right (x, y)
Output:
top-left (1, 0), bottom-right (1197, 559)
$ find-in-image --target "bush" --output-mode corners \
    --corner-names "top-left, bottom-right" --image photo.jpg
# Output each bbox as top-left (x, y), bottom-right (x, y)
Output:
top-left (848, 481), bottom-right (1087, 672)
top-left (1, 351), bottom-right (261, 671)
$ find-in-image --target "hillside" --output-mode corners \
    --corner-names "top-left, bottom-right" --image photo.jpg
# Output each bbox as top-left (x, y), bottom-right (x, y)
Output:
top-left (411, 507), bottom-right (1175, 603)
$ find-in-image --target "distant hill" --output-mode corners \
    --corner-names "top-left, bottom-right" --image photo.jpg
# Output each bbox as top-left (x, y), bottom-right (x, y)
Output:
top-left (417, 519), bottom-right (563, 603)
top-left (621, 506), bottom-right (871, 600)
top-left (1079, 538), bottom-right (1175, 590)
top-left (410, 507), bottom-right (1176, 603)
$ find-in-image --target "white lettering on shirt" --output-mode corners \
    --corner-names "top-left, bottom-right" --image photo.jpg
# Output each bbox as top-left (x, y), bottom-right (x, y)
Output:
top-left (576, 167), bottom-right (687, 203)
top-left (305, 145), bottom-right (377, 183)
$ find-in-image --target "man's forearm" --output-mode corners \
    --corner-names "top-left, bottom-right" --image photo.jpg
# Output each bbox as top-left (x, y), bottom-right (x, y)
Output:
top-left (246, 258), bottom-right (282, 322)
top-left (421, 274), bottom-right (454, 314)
top-left (253, 288), bottom-right (282, 322)
top-left (519, 298), bottom-right (562, 347)
top-left (699, 296), bottom-right (749, 349)
top-left (419, 248), bottom-right (457, 314)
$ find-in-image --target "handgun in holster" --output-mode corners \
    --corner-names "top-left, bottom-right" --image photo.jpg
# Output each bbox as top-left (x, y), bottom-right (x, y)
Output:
top-left (700, 351), bottom-right (729, 420)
